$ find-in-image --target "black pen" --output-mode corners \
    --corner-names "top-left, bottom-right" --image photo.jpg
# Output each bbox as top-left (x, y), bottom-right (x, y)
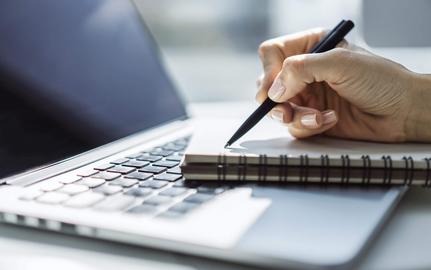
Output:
top-left (224, 19), bottom-right (354, 148)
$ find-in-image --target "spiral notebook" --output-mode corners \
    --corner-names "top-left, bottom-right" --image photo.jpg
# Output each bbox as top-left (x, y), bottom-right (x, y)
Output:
top-left (181, 118), bottom-right (431, 186)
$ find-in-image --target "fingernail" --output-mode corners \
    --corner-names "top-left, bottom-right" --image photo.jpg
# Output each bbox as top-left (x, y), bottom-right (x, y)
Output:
top-left (268, 78), bottom-right (285, 100)
top-left (322, 110), bottom-right (337, 124)
top-left (300, 113), bottom-right (318, 128)
top-left (271, 110), bottom-right (284, 122)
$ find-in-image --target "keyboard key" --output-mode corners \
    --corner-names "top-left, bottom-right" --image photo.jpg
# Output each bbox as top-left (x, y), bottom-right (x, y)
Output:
top-left (173, 179), bottom-right (202, 188)
top-left (91, 171), bottom-right (121, 181)
top-left (166, 167), bottom-right (182, 175)
top-left (80, 178), bottom-right (105, 188)
top-left (58, 175), bottom-right (82, 184)
top-left (173, 138), bottom-right (189, 146)
top-left (143, 195), bottom-right (172, 206)
top-left (37, 192), bottom-right (69, 204)
top-left (137, 155), bottom-right (163, 162)
top-left (94, 163), bottom-right (114, 171)
top-left (184, 193), bottom-right (214, 204)
top-left (108, 166), bottom-right (135, 174)
top-left (166, 155), bottom-right (183, 162)
top-left (125, 187), bottom-right (152, 197)
top-left (40, 181), bottom-right (63, 192)
top-left (77, 169), bottom-right (98, 177)
top-left (122, 160), bottom-right (149, 168)
top-left (139, 180), bottom-right (168, 189)
top-left (58, 184), bottom-right (89, 195)
top-left (162, 144), bottom-right (185, 152)
top-left (124, 171), bottom-right (152, 181)
top-left (127, 204), bottom-right (157, 214)
top-left (173, 180), bottom-right (185, 187)
top-left (109, 178), bottom-right (138, 188)
top-left (139, 165), bottom-right (166, 174)
top-left (157, 211), bottom-right (183, 219)
top-left (125, 152), bottom-right (142, 159)
top-left (169, 202), bottom-right (198, 213)
top-left (173, 180), bottom-right (200, 188)
top-left (153, 173), bottom-right (181, 182)
top-left (150, 149), bottom-right (173, 157)
top-left (110, 158), bottom-right (129, 165)
top-left (19, 189), bottom-right (43, 201)
top-left (152, 160), bottom-right (179, 168)
top-left (159, 187), bottom-right (187, 197)
top-left (197, 186), bottom-right (225, 194)
top-left (95, 195), bottom-right (135, 211)
top-left (94, 184), bottom-right (122, 195)
top-left (64, 192), bottom-right (104, 208)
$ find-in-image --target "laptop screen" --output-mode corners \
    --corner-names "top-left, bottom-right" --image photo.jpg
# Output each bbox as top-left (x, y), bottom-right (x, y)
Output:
top-left (0, 0), bottom-right (187, 177)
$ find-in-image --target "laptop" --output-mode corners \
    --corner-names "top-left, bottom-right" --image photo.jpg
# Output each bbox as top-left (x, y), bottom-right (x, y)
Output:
top-left (0, 1), bottom-right (405, 269)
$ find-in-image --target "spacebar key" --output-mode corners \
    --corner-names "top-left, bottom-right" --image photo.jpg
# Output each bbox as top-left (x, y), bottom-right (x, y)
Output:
top-left (94, 195), bottom-right (135, 212)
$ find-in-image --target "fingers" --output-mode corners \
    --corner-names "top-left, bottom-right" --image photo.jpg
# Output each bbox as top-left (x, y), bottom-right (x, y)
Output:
top-left (256, 28), bottom-right (327, 104)
top-left (288, 109), bottom-right (338, 139)
top-left (256, 43), bottom-right (284, 104)
top-left (266, 28), bottom-right (327, 56)
top-left (267, 48), bottom-right (353, 103)
top-left (269, 103), bottom-right (338, 138)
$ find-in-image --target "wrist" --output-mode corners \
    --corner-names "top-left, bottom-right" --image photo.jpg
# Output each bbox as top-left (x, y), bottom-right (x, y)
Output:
top-left (405, 72), bottom-right (431, 142)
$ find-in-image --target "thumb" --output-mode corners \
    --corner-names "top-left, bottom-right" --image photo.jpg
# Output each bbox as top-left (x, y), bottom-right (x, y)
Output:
top-left (267, 48), bottom-right (351, 102)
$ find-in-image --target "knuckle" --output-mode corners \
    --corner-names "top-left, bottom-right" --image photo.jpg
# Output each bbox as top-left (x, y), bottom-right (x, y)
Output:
top-left (255, 91), bottom-right (260, 102)
top-left (258, 41), bottom-right (274, 56)
top-left (328, 48), bottom-right (355, 79)
top-left (256, 78), bottom-right (262, 88)
top-left (255, 91), bottom-right (265, 103)
top-left (330, 48), bottom-right (353, 61)
top-left (283, 56), bottom-right (306, 74)
top-left (258, 39), bottom-right (282, 57)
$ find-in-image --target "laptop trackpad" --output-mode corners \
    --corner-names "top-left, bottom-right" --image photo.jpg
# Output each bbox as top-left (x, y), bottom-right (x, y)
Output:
top-left (235, 185), bottom-right (402, 267)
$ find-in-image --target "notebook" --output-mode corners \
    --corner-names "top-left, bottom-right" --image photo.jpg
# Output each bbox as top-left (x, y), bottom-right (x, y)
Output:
top-left (181, 117), bottom-right (431, 186)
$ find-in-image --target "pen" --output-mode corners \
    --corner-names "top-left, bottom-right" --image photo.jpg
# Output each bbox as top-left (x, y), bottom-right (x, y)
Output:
top-left (224, 19), bottom-right (354, 148)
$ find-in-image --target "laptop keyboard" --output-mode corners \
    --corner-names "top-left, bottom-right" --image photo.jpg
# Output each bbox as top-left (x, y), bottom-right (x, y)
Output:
top-left (20, 137), bottom-right (229, 218)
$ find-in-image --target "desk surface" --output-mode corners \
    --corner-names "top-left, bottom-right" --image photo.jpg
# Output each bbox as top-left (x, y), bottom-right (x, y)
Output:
top-left (1, 101), bottom-right (430, 270)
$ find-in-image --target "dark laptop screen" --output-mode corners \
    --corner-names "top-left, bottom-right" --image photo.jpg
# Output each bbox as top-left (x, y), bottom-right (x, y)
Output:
top-left (0, 0), bottom-right (187, 177)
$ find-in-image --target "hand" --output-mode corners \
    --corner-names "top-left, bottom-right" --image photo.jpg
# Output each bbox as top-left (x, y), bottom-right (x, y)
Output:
top-left (256, 28), bottom-right (431, 142)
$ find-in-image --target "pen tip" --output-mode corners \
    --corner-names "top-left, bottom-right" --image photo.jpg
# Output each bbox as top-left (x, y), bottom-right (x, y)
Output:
top-left (224, 143), bottom-right (230, 149)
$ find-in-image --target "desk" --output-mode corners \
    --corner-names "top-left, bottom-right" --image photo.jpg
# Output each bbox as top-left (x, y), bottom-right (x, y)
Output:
top-left (1, 102), bottom-right (430, 270)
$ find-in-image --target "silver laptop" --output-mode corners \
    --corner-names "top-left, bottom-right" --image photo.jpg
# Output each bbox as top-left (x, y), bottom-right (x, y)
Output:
top-left (0, 1), bottom-right (405, 269)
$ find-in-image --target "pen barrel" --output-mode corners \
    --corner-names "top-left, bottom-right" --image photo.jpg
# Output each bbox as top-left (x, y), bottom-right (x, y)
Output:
top-left (226, 98), bottom-right (277, 146)
top-left (311, 20), bottom-right (354, 53)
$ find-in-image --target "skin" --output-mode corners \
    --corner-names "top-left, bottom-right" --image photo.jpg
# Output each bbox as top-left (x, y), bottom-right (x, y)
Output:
top-left (256, 28), bottom-right (431, 143)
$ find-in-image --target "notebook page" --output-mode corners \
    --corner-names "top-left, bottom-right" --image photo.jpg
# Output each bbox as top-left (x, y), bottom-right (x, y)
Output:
top-left (185, 117), bottom-right (431, 163)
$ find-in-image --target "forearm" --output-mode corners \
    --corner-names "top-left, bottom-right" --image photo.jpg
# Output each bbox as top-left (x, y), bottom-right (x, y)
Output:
top-left (405, 73), bottom-right (431, 142)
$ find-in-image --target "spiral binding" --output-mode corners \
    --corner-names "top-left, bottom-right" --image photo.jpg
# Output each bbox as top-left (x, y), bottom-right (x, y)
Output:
top-left (341, 155), bottom-right (349, 184)
top-left (217, 154), bottom-right (227, 181)
top-left (258, 154), bottom-right (268, 182)
top-left (425, 158), bottom-right (430, 187)
top-left (361, 155), bottom-right (371, 184)
top-left (214, 153), bottom-right (430, 185)
top-left (403, 156), bottom-right (414, 186)
top-left (319, 155), bottom-right (330, 183)
top-left (279, 155), bottom-right (289, 182)
top-left (382, 156), bottom-right (391, 185)
top-left (299, 155), bottom-right (309, 183)
top-left (408, 156), bottom-right (414, 185)
top-left (237, 154), bottom-right (247, 181)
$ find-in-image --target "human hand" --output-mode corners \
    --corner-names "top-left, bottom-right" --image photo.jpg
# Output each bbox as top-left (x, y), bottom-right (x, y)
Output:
top-left (256, 28), bottom-right (431, 142)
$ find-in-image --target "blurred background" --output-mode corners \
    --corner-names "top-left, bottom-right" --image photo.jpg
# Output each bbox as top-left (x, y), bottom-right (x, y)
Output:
top-left (134, 0), bottom-right (431, 103)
